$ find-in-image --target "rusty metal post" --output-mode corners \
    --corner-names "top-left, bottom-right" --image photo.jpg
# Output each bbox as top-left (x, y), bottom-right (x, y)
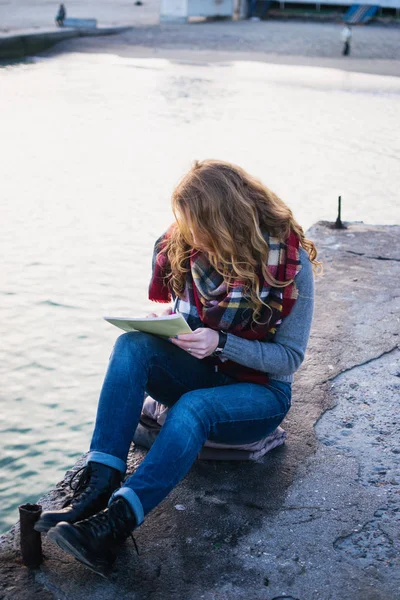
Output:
top-left (19, 503), bottom-right (43, 568)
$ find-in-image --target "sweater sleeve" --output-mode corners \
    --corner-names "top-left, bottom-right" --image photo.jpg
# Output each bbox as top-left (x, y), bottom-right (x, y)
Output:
top-left (221, 248), bottom-right (314, 377)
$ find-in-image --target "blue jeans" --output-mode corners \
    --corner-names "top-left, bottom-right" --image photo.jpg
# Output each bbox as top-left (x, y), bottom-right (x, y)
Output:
top-left (87, 332), bottom-right (291, 527)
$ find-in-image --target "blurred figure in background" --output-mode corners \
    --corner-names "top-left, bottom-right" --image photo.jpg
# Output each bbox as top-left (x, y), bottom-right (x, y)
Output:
top-left (55, 4), bottom-right (66, 27)
top-left (247, 0), bottom-right (271, 21)
top-left (247, 0), bottom-right (259, 19)
top-left (341, 24), bottom-right (352, 56)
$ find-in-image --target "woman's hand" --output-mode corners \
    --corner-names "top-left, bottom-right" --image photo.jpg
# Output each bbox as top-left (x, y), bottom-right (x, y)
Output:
top-left (146, 307), bottom-right (173, 318)
top-left (169, 328), bottom-right (219, 359)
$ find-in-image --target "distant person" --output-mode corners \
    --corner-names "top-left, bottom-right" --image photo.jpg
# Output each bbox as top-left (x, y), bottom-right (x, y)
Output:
top-left (248, 0), bottom-right (271, 21)
top-left (55, 4), bottom-right (66, 27)
top-left (341, 24), bottom-right (352, 56)
top-left (247, 0), bottom-right (259, 20)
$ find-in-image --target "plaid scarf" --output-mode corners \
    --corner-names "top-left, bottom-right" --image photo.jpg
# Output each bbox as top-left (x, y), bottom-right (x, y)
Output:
top-left (149, 228), bottom-right (301, 386)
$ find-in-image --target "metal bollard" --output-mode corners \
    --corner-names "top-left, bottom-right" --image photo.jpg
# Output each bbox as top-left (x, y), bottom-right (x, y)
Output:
top-left (19, 503), bottom-right (43, 568)
top-left (334, 195), bottom-right (346, 229)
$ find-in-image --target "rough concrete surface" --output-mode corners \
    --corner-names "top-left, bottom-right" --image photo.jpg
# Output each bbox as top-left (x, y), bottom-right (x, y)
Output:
top-left (1, 222), bottom-right (399, 600)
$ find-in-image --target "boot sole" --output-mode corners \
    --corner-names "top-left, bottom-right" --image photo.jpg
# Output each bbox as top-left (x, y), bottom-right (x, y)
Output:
top-left (34, 499), bottom-right (112, 533)
top-left (35, 514), bottom-right (81, 533)
top-left (47, 525), bottom-right (111, 578)
top-left (35, 516), bottom-right (62, 533)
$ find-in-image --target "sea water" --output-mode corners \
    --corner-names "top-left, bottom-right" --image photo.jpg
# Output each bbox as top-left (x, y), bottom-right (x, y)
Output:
top-left (1, 53), bottom-right (399, 532)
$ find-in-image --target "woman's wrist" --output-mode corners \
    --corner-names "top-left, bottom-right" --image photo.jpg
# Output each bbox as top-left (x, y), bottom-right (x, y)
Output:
top-left (213, 331), bottom-right (228, 356)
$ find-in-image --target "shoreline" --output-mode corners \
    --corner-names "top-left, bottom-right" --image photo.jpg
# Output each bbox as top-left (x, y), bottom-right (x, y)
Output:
top-left (43, 21), bottom-right (400, 78)
top-left (53, 43), bottom-right (400, 78)
top-left (1, 20), bottom-right (399, 78)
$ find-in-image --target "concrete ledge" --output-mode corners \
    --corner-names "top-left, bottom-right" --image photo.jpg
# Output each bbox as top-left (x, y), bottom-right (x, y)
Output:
top-left (63, 18), bottom-right (97, 29)
top-left (0, 26), bottom-right (132, 60)
top-left (0, 222), bottom-right (399, 599)
top-left (159, 16), bottom-right (188, 23)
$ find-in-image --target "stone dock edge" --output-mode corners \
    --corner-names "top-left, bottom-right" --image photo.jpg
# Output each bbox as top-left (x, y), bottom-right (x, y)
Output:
top-left (0, 26), bottom-right (132, 60)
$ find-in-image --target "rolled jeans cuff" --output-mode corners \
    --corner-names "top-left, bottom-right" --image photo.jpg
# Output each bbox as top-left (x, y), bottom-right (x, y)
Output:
top-left (109, 487), bottom-right (145, 527)
top-left (86, 451), bottom-right (126, 475)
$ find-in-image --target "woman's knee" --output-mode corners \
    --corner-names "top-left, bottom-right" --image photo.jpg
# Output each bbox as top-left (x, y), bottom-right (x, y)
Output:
top-left (112, 331), bottom-right (160, 361)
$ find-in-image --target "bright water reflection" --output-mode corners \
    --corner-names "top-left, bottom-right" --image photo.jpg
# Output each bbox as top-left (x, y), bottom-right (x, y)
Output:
top-left (1, 53), bottom-right (399, 532)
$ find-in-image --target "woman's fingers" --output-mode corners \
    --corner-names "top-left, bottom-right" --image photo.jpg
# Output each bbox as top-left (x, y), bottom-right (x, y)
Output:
top-left (146, 306), bottom-right (173, 318)
top-left (171, 333), bottom-right (199, 343)
top-left (169, 333), bottom-right (201, 350)
top-left (169, 338), bottom-right (199, 350)
top-left (169, 336), bottom-right (202, 358)
top-left (169, 328), bottom-right (219, 359)
top-left (175, 332), bottom-right (200, 341)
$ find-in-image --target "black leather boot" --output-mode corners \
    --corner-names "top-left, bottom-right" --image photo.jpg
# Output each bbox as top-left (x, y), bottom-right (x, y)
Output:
top-left (35, 462), bottom-right (121, 533)
top-left (47, 497), bottom-right (137, 577)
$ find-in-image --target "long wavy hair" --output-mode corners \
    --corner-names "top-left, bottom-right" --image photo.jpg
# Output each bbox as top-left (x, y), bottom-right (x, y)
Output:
top-left (162, 159), bottom-right (321, 322)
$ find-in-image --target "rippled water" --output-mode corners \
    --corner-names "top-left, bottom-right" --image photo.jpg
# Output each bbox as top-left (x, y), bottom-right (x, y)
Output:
top-left (0, 53), bottom-right (399, 533)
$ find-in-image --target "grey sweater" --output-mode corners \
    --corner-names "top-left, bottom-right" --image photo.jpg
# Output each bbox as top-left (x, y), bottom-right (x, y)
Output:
top-left (222, 248), bottom-right (314, 383)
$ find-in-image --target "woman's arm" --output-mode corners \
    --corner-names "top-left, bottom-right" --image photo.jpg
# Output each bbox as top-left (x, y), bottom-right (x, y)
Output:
top-left (222, 248), bottom-right (314, 376)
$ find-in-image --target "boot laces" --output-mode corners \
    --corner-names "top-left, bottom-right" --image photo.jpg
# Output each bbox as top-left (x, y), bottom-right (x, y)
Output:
top-left (77, 509), bottom-right (111, 538)
top-left (108, 498), bottom-right (133, 538)
top-left (109, 499), bottom-right (140, 555)
top-left (62, 465), bottom-right (98, 507)
top-left (76, 501), bottom-right (140, 554)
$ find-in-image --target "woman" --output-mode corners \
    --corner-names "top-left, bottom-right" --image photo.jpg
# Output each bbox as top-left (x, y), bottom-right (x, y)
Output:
top-left (36, 159), bottom-right (319, 577)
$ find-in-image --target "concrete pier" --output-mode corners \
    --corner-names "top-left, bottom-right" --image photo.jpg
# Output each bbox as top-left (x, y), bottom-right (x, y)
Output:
top-left (0, 26), bottom-right (132, 60)
top-left (0, 221), bottom-right (399, 600)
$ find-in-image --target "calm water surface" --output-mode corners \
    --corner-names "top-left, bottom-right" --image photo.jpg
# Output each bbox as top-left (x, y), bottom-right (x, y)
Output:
top-left (1, 53), bottom-right (399, 532)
